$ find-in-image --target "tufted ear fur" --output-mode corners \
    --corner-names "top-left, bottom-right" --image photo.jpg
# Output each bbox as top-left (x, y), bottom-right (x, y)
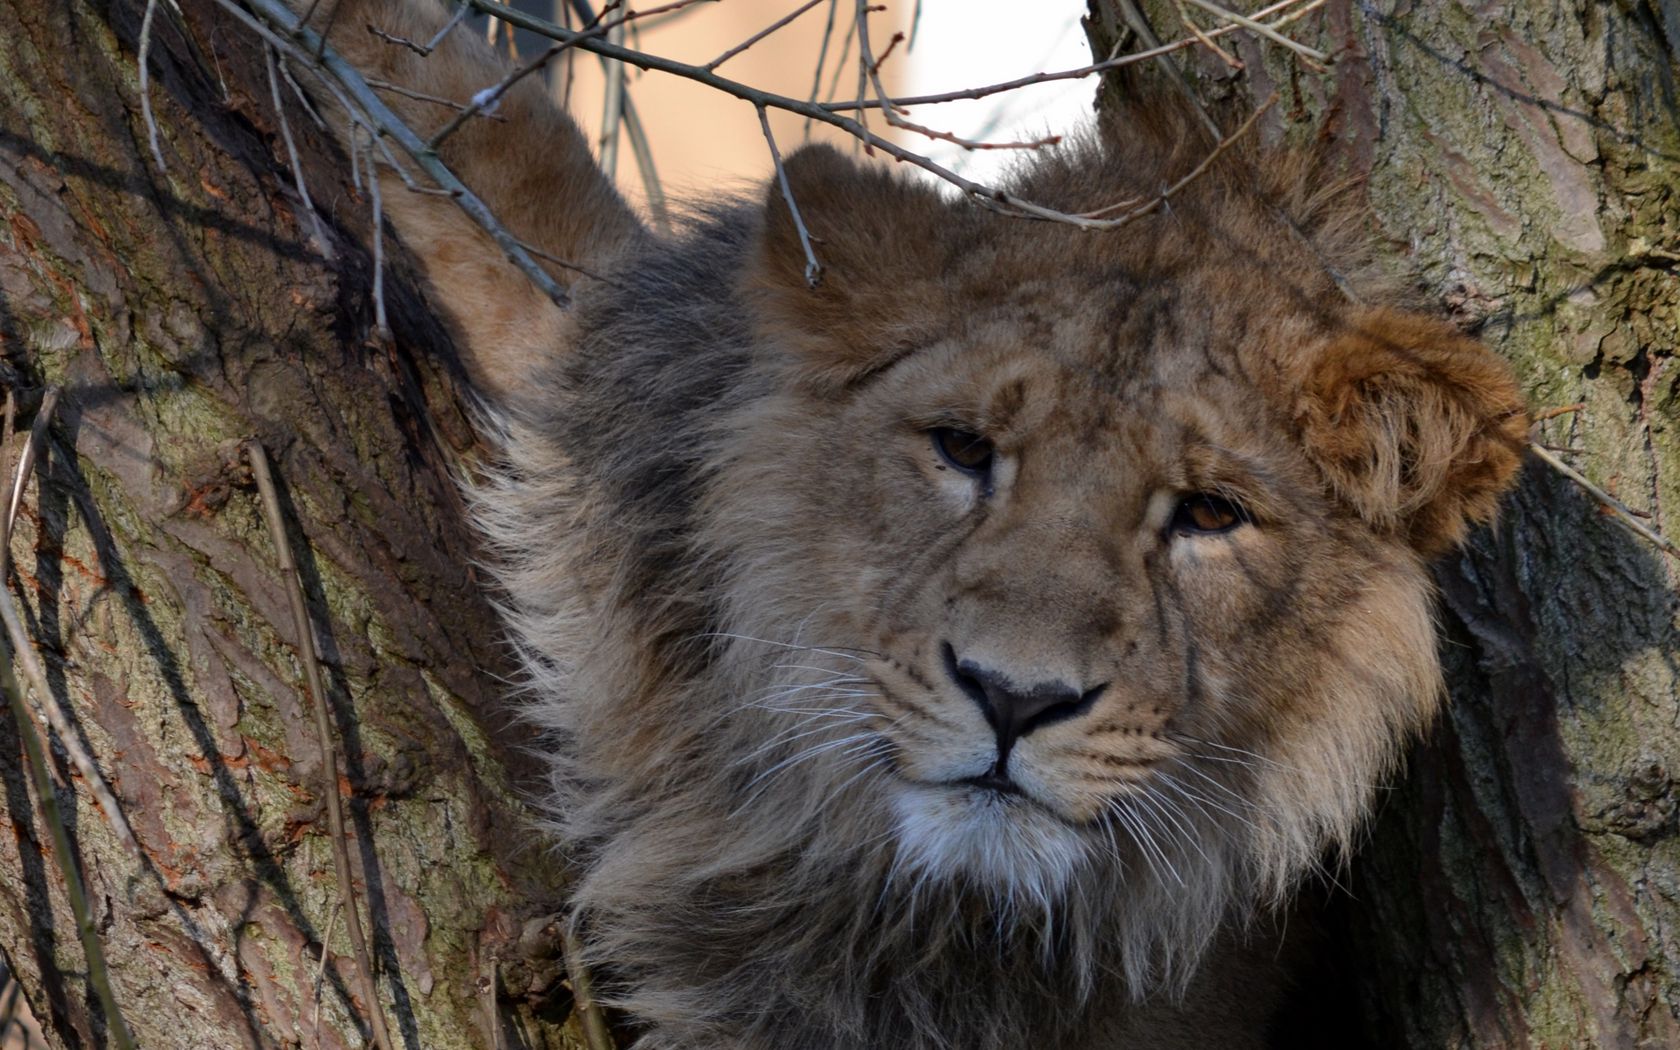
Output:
top-left (745, 144), bottom-right (954, 387)
top-left (1289, 307), bottom-right (1529, 556)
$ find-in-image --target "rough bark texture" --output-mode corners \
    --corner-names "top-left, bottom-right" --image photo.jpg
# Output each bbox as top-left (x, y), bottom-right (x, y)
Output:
top-left (0, 0), bottom-right (585, 1046)
top-left (1117, 0), bottom-right (1680, 1045)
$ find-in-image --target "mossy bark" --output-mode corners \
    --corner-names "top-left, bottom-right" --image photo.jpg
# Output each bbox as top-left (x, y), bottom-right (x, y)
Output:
top-left (1105, 0), bottom-right (1680, 1045)
top-left (0, 0), bottom-right (584, 1046)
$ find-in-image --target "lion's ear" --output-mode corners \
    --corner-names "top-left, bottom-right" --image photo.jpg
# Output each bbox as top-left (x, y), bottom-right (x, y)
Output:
top-left (745, 143), bottom-right (952, 386)
top-left (1288, 307), bottom-right (1529, 556)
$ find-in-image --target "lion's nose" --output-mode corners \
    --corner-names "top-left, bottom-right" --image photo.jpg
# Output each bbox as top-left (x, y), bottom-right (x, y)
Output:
top-left (940, 643), bottom-right (1107, 760)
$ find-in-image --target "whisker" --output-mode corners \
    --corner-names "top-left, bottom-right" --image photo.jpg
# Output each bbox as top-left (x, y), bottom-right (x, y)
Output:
top-left (1137, 785), bottom-right (1215, 869)
top-left (1104, 798), bottom-right (1181, 888)
top-left (739, 715), bottom-right (879, 764)
top-left (701, 631), bottom-right (881, 663)
top-left (1157, 770), bottom-right (1259, 833)
top-left (1176, 735), bottom-right (1315, 776)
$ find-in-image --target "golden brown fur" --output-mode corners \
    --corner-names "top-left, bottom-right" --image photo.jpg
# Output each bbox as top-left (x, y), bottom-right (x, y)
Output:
top-left (302, 3), bottom-right (1528, 1046)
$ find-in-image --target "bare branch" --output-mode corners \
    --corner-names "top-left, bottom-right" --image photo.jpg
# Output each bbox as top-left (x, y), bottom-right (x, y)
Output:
top-left (817, 0), bottom-right (1321, 112)
top-left (279, 53), bottom-right (330, 129)
top-left (245, 439), bottom-right (397, 1050)
top-left (564, 0), bottom-right (670, 229)
top-left (806, 0), bottom-right (841, 114)
top-left (706, 0), bottom-right (826, 71)
top-left (364, 0), bottom-right (470, 58)
top-left (1113, 0), bottom-right (1220, 140)
top-left (266, 44), bottom-right (336, 260)
top-left (1176, 0), bottom-right (1244, 70)
top-left (1075, 92), bottom-right (1277, 223)
top-left (366, 76), bottom-right (509, 118)
top-left (513, 237), bottom-right (625, 287)
top-left (236, 0), bottom-right (570, 307)
top-left (598, 18), bottom-right (627, 177)
top-left (563, 918), bottom-right (617, 1050)
top-left (1182, 0), bottom-right (1327, 66)
top-left (364, 134), bottom-right (390, 340)
top-left (1529, 443), bottom-right (1680, 562)
top-left (139, 0), bottom-right (177, 173)
top-left (0, 641), bottom-right (136, 1050)
top-left (620, 94), bottom-right (669, 230)
top-left (428, 0), bottom-right (707, 153)
top-left (0, 389), bottom-right (141, 863)
top-left (470, 0), bottom-right (1286, 230)
top-left (757, 104), bottom-right (822, 287)
top-left (1530, 402), bottom-right (1585, 425)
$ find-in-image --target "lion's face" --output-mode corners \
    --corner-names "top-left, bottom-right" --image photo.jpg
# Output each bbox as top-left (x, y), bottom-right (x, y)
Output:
top-left (703, 143), bottom-right (1527, 906)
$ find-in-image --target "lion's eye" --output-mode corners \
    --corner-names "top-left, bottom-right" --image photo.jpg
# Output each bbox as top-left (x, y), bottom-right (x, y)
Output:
top-left (930, 427), bottom-right (995, 479)
top-left (1169, 493), bottom-right (1249, 536)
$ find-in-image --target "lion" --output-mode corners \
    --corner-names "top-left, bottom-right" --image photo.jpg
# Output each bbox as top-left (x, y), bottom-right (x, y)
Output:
top-left (295, 2), bottom-right (1529, 1046)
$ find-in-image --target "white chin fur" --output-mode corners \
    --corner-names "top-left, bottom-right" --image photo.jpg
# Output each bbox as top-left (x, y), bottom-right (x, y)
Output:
top-left (889, 782), bottom-right (1087, 911)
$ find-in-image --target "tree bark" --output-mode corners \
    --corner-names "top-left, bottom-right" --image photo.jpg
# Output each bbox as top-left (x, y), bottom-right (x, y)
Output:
top-left (1112, 1), bottom-right (1680, 1045)
top-left (0, 0), bottom-right (584, 1046)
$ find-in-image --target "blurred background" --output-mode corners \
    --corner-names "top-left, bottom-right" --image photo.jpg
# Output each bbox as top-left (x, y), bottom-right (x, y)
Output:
top-left (498, 0), bottom-right (1095, 211)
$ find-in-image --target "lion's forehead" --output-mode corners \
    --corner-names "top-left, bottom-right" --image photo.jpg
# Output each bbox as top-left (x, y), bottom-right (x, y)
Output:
top-left (924, 315), bottom-right (1296, 484)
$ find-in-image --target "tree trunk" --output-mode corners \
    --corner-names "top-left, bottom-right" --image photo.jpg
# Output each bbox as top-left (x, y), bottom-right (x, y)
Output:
top-left (1111, 1), bottom-right (1680, 1045)
top-left (0, 0), bottom-right (584, 1046)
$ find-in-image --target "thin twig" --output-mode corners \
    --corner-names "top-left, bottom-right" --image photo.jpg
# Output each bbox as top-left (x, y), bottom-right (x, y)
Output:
top-left (620, 95), bottom-right (669, 230)
top-left (279, 54), bottom-right (329, 130)
top-left (236, 0), bottom-right (569, 306)
top-left (1182, 0), bottom-right (1327, 65)
top-left (365, 135), bottom-right (390, 341)
top-left (0, 403), bottom-right (137, 1046)
top-left (851, 1), bottom-right (1050, 155)
top-left (5, 390), bottom-right (58, 546)
top-left (469, 0), bottom-right (1308, 228)
top-left (428, 0), bottom-right (703, 152)
top-left (564, 0), bottom-right (669, 229)
top-left (1530, 402), bottom-right (1585, 425)
top-left (366, 77), bottom-right (508, 119)
top-left (0, 645), bottom-right (136, 1050)
top-left (1176, 0), bottom-right (1243, 70)
top-left (266, 45), bottom-right (335, 260)
top-left (1115, 0), bottom-right (1220, 141)
top-left (466, 0), bottom-right (1205, 228)
top-left (139, 0), bottom-right (175, 173)
top-left (598, 17), bottom-right (628, 178)
top-left (817, 0), bottom-right (1320, 112)
top-left (347, 116), bottom-right (364, 191)
top-left (366, 0), bottom-right (470, 56)
top-left (706, 0), bottom-right (826, 71)
top-left (867, 29), bottom-right (904, 76)
top-left (562, 919), bottom-right (615, 1050)
top-left (0, 393), bottom-right (14, 532)
top-left (311, 901), bottom-right (341, 1035)
top-left (514, 238), bottom-right (624, 287)
top-left (245, 440), bottom-right (396, 1050)
top-left (1076, 93), bottom-right (1277, 222)
top-left (481, 950), bottom-right (504, 1050)
top-left (0, 390), bottom-right (140, 861)
top-left (805, 0), bottom-right (840, 118)
top-left (1529, 442), bottom-right (1680, 561)
top-left (811, 6), bottom-right (855, 137)
top-left (757, 105), bottom-right (821, 287)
